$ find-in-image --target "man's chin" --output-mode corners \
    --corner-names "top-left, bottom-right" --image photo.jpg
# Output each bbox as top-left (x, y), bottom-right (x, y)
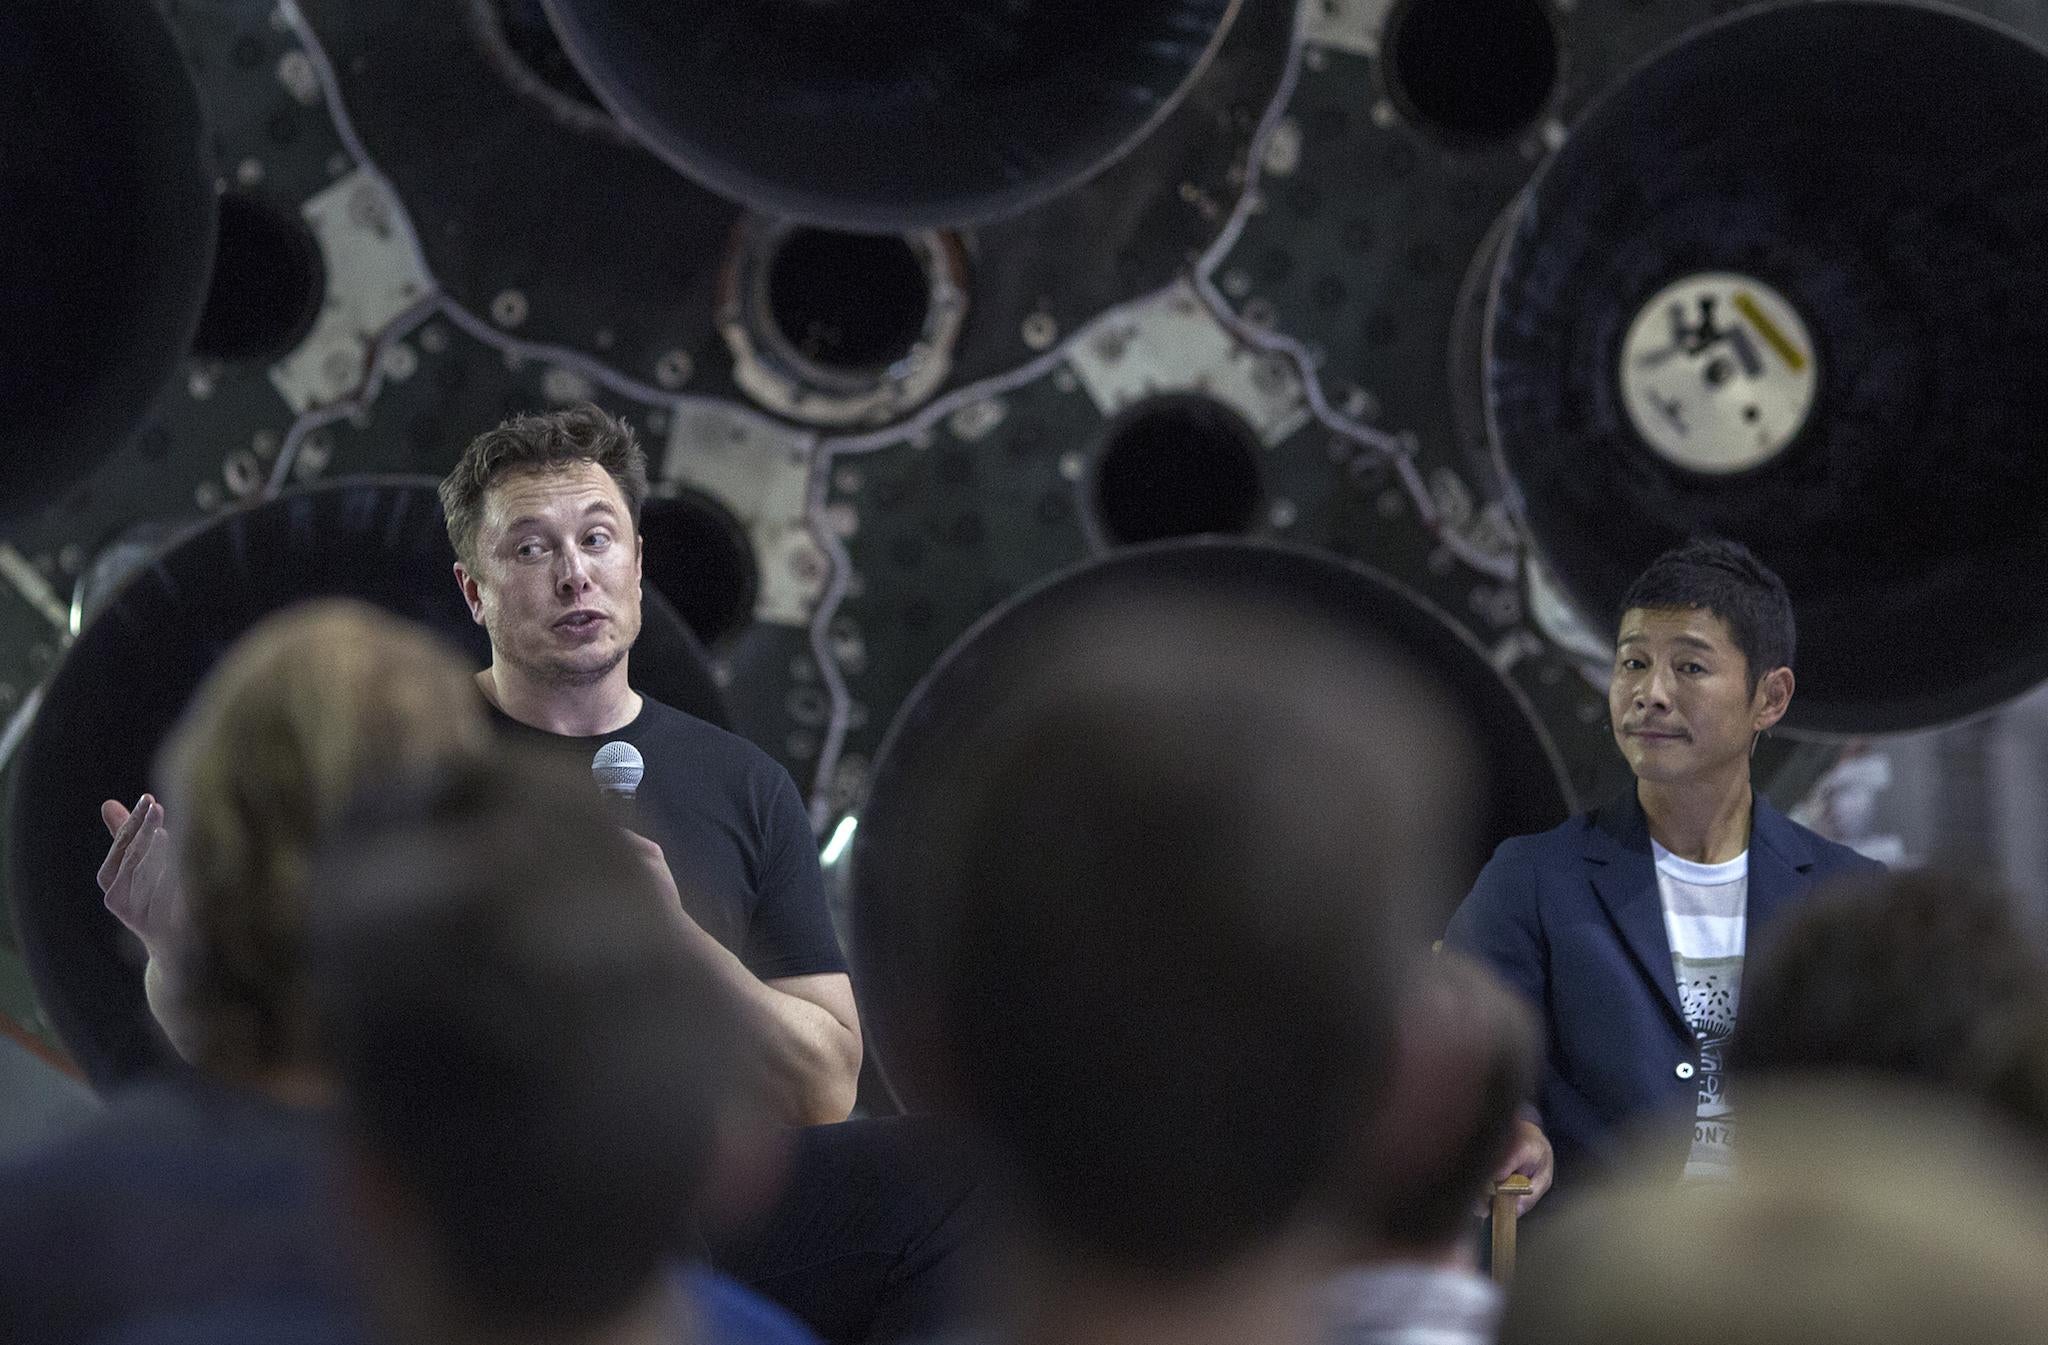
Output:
top-left (520, 643), bottom-right (629, 688)
top-left (1623, 748), bottom-right (1690, 784)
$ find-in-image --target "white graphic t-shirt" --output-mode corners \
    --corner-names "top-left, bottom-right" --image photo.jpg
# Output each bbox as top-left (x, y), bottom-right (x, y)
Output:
top-left (1653, 841), bottom-right (1748, 1182)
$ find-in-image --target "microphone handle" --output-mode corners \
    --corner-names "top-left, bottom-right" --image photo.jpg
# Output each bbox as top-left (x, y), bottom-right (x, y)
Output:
top-left (603, 788), bottom-right (640, 833)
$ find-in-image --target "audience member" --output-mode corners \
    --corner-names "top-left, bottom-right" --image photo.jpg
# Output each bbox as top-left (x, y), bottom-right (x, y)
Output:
top-left (880, 584), bottom-right (1478, 1345)
top-left (1, 601), bottom-right (489, 1341)
top-left (9, 601), bottom-right (813, 1344)
top-left (1730, 867), bottom-right (2048, 1136)
top-left (1323, 951), bottom-right (1538, 1345)
top-left (304, 750), bottom-right (817, 1345)
top-left (1498, 1085), bottom-right (2048, 1345)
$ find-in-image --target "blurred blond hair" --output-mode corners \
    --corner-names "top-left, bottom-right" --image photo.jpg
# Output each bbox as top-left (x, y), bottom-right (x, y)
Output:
top-left (156, 599), bottom-right (489, 1078)
top-left (1500, 1081), bottom-right (2048, 1345)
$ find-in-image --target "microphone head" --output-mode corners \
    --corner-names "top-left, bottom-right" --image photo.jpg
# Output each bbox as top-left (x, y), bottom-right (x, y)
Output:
top-left (592, 740), bottom-right (644, 798)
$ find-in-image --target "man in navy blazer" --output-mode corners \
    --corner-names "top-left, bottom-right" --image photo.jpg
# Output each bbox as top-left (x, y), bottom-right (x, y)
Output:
top-left (1445, 538), bottom-right (1882, 1212)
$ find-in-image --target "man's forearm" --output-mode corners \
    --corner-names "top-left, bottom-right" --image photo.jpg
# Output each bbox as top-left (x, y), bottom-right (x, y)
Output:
top-left (143, 954), bottom-right (200, 1063)
top-left (672, 913), bottom-right (861, 1126)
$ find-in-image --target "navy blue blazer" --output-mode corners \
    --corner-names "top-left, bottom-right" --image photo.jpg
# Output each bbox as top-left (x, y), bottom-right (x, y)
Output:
top-left (1443, 791), bottom-right (1883, 1194)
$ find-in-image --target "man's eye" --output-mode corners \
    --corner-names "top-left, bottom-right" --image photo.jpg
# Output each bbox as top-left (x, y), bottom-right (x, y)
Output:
top-left (586, 531), bottom-right (611, 548)
top-left (516, 542), bottom-right (545, 559)
top-left (1682, 663), bottom-right (1707, 675)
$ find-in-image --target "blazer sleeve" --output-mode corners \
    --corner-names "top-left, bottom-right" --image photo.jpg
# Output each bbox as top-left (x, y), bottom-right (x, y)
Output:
top-left (1442, 838), bottom-right (1549, 1022)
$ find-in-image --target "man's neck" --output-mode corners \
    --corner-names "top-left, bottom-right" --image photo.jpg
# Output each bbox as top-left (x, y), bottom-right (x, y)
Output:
top-left (1002, 1235), bottom-right (1329, 1345)
top-left (1638, 771), bottom-right (1754, 864)
top-left (478, 664), bottom-right (641, 738)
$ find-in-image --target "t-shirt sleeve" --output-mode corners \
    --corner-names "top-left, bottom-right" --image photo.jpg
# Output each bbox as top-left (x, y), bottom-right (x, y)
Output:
top-left (741, 771), bottom-right (848, 980)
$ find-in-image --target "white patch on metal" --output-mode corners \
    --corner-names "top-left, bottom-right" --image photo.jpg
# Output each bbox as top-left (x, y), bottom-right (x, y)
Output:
top-left (269, 170), bottom-right (434, 413)
top-left (379, 341), bottom-right (418, 382)
top-left (1524, 549), bottom-right (1616, 686)
top-left (1298, 0), bottom-right (1398, 57)
top-left (662, 404), bottom-right (822, 628)
top-left (947, 398), bottom-right (1006, 442)
top-left (0, 544), bottom-right (68, 631)
top-left (1021, 311), bottom-right (1059, 351)
top-left (0, 683), bottom-right (46, 777)
top-left (1489, 629), bottom-right (1548, 674)
top-left (1620, 271), bottom-right (1818, 475)
top-left (541, 366), bottom-right (595, 404)
top-left (276, 49), bottom-right (320, 105)
top-left (1261, 117), bottom-right (1303, 177)
top-left (1064, 280), bottom-right (1311, 445)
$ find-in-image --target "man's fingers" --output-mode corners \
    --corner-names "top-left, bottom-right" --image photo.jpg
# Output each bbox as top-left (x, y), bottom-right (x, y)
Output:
top-left (134, 832), bottom-right (171, 911)
top-left (1495, 1143), bottom-right (1537, 1181)
top-left (96, 796), bottom-right (161, 891)
top-left (97, 797), bottom-right (152, 890)
top-left (109, 816), bottom-right (166, 905)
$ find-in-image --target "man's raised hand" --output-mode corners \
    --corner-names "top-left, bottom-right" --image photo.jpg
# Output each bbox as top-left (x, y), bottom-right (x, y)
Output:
top-left (98, 793), bottom-right (184, 953)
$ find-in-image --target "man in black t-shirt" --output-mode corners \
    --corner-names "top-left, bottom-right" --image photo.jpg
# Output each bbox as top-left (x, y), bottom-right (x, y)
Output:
top-left (442, 404), bottom-right (860, 1129)
top-left (441, 405), bottom-right (976, 1343)
top-left (490, 699), bottom-right (845, 986)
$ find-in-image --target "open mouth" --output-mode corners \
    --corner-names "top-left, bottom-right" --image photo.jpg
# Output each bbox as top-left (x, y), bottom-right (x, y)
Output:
top-left (556, 611), bottom-right (605, 631)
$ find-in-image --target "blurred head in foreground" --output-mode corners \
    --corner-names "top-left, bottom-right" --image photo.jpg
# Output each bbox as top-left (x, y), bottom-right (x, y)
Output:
top-left (308, 749), bottom-right (744, 1343)
top-left (892, 581), bottom-right (1480, 1299)
top-left (1340, 949), bottom-right (1539, 1262)
top-left (152, 599), bottom-right (490, 1080)
top-left (1499, 1084), bottom-right (2048, 1345)
top-left (1730, 866), bottom-right (2048, 1139)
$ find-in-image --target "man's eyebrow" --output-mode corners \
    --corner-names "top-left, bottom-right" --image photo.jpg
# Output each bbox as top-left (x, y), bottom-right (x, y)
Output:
top-left (500, 500), bottom-right (620, 533)
top-left (1615, 633), bottom-right (1720, 652)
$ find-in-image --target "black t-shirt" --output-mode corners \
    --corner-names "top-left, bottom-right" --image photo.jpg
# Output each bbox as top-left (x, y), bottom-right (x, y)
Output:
top-left (490, 696), bottom-right (846, 981)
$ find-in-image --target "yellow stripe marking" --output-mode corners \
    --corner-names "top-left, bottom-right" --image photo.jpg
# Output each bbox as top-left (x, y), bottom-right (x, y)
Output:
top-left (1733, 291), bottom-right (1807, 372)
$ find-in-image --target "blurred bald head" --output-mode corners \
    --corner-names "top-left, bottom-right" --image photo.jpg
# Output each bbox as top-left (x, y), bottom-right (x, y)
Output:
top-left (1343, 950), bottom-right (1538, 1255)
top-left (901, 581), bottom-right (1481, 1276)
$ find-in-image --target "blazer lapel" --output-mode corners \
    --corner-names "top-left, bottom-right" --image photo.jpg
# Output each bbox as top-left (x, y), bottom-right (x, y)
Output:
top-left (1584, 795), bottom-right (1689, 1037)
top-left (1746, 794), bottom-right (1818, 935)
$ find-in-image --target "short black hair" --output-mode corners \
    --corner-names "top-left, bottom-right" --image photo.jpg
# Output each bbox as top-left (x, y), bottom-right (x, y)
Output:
top-left (891, 585), bottom-right (1478, 1276)
top-left (307, 748), bottom-right (740, 1332)
top-left (1618, 537), bottom-right (1795, 691)
top-left (1731, 868), bottom-right (2048, 1140)
top-left (439, 403), bottom-right (650, 569)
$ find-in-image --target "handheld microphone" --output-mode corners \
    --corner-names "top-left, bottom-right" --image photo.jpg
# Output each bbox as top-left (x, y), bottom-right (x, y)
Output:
top-left (592, 741), bottom-right (644, 829)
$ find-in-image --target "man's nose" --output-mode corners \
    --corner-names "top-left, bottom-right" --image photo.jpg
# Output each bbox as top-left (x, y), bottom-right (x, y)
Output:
top-left (1635, 666), bottom-right (1673, 708)
top-left (556, 549), bottom-right (592, 594)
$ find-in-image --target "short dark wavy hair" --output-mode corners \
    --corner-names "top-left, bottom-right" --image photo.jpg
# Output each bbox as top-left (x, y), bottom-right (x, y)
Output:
top-left (439, 403), bottom-right (650, 568)
top-left (1618, 536), bottom-right (1795, 691)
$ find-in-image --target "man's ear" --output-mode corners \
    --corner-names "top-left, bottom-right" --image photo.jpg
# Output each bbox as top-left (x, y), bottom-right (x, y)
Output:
top-left (453, 561), bottom-right (485, 626)
top-left (1754, 665), bottom-right (1795, 732)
